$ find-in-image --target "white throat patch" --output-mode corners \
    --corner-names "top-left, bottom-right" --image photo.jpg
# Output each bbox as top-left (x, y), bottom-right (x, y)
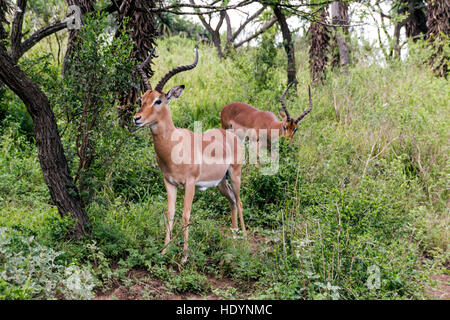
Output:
top-left (149, 123), bottom-right (158, 132)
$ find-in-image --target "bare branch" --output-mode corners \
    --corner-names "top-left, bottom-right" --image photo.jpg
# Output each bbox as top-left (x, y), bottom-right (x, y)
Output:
top-left (224, 11), bottom-right (232, 46)
top-left (233, 16), bottom-right (277, 48)
top-left (147, 0), bottom-right (364, 28)
top-left (148, 0), bottom-right (336, 14)
top-left (19, 21), bottom-right (67, 60)
top-left (229, 5), bottom-right (265, 44)
top-left (189, 0), bottom-right (214, 33)
top-left (215, 10), bottom-right (226, 33)
top-left (149, 0), bottom-right (256, 14)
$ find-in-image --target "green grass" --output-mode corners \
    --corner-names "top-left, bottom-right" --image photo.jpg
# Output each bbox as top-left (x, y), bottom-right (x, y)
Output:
top-left (0, 35), bottom-right (448, 300)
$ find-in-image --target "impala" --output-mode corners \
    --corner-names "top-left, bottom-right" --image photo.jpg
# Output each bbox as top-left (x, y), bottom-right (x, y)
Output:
top-left (133, 47), bottom-right (246, 263)
top-left (220, 83), bottom-right (313, 149)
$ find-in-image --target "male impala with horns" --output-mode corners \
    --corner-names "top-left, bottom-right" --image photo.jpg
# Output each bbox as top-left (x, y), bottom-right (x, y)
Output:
top-left (133, 47), bottom-right (246, 263)
top-left (220, 82), bottom-right (313, 160)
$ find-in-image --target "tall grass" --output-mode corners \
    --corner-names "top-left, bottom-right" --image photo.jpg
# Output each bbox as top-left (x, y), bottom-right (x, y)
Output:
top-left (0, 34), bottom-right (448, 299)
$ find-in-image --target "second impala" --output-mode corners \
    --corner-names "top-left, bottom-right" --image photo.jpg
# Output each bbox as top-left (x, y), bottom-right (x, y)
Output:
top-left (220, 83), bottom-right (313, 148)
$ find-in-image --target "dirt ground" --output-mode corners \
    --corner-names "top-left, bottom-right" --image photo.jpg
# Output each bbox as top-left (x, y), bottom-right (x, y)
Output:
top-left (425, 274), bottom-right (450, 300)
top-left (94, 268), bottom-right (450, 300)
top-left (94, 270), bottom-right (450, 300)
top-left (94, 269), bottom-right (249, 300)
top-left (94, 232), bottom-right (449, 300)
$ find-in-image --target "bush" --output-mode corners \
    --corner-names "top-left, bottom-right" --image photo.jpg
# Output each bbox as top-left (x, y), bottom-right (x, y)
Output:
top-left (0, 228), bottom-right (96, 300)
top-left (55, 13), bottom-right (135, 204)
top-left (168, 269), bottom-right (211, 294)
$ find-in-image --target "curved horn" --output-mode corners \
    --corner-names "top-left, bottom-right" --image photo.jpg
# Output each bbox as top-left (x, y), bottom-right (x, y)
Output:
top-left (295, 86), bottom-right (313, 124)
top-left (136, 47), bottom-right (156, 92)
top-left (154, 46), bottom-right (199, 93)
top-left (280, 81), bottom-right (296, 122)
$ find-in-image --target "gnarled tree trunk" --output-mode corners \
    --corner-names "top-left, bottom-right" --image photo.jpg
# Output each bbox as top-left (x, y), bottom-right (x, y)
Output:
top-left (0, 48), bottom-right (89, 237)
top-left (0, 0), bottom-right (89, 237)
top-left (392, 0), bottom-right (428, 58)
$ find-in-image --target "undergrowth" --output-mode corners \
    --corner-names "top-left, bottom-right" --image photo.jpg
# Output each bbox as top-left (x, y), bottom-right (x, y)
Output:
top-left (0, 33), bottom-right (448, 300)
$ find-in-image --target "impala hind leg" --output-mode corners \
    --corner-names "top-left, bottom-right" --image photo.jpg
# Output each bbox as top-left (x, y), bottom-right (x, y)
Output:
top-left (217, 178), bottom-right (238, 230)
top-left (162, 178), bottom-right (177, 255)
top-left (229, 165), bottom-right (247, 235)
top-left (181, 181), bottom-right (196, 263)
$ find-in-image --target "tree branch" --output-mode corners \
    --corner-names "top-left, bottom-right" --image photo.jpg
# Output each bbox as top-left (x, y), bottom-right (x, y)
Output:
top-left (189, 0), bottom-right (214, 34)
top-left (148, 0), bottom-right (336, 14)
top-left (224, 11), bottom-right (232, 46)
top-left (233, 16), bottom-right (277, 48)
top-left (19, 20), bottom-right (67, 60)
top-left (149, 0), bottom-right (255, 13)
top-left (215, 9), bottom-right (226, 33)
top-left (10, 0), bottom-right (27, 61)
top-left (229, 5), bottom-right (266, 44)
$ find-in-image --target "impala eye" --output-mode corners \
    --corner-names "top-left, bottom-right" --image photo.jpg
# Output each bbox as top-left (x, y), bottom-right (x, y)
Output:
top-left (154, 99), bottom-right (162, 106)
top-left (283, 125), bottom-right (287, 131)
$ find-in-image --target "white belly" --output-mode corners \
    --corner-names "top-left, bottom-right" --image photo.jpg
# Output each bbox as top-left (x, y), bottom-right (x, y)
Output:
top-left (195, 179), bottom-right (222, 191)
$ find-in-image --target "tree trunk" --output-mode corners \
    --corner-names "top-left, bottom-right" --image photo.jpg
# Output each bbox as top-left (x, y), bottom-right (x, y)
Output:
top-left (0, 48), bottom-right (90, 237)
top-left (426, 0), bottom-right (449, 77)
top-left (392, 22), bottom-right (403, 59)
top-left (189, 0), bottom-right (225, 59)
top-left (211, 32), bottom-right (223, 58)
top-left (114, 0), bottom-right (157, 129)
top-left (402, 0), bottom-right (428, 40)
top-left (331, 1), bottom-right (350, 74)
top-left (391, 0), bottom-right (427, 59)
top-left (273, 5), bottom-right (296, 86)
top-left (309, 6), bottom-right (331, 84)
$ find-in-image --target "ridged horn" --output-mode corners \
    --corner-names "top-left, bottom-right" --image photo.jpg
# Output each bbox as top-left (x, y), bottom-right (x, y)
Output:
top-left (154, 46), bottom-right (199, 93)
top-left (136, 47), bottom-right (156, 93)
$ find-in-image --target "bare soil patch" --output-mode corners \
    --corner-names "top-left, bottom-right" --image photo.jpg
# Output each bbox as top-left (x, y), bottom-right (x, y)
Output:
top-left (425, 273), bottom-right (450, 300)
top-left (93, 269), bottom-right (249, 300)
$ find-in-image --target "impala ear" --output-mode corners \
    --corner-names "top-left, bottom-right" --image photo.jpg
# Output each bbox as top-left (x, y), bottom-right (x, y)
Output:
top-left (278, 108), bottom-right (287, 121)
top-left (166, 85), bottom-right (185, 102)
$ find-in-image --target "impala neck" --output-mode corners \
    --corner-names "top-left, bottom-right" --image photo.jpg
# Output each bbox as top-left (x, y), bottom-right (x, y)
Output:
top-left (149, 107), bottom-right (176, 138)
top-left (149, 107), bottom-right (177, 163)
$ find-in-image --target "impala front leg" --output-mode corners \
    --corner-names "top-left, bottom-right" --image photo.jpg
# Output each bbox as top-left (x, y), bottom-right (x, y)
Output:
top-left (162, 178), bottom-right (177, 255)
top-left (181, 181), bottom-right (196, 263)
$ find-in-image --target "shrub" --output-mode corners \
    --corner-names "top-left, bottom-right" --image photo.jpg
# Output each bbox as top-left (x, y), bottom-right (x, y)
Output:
top-left (0, 228), bottom-right (96, 300)
top-left (55, 13), bottom-right (135, 204)
top-left (167, 269), bottom-right (211, 294)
